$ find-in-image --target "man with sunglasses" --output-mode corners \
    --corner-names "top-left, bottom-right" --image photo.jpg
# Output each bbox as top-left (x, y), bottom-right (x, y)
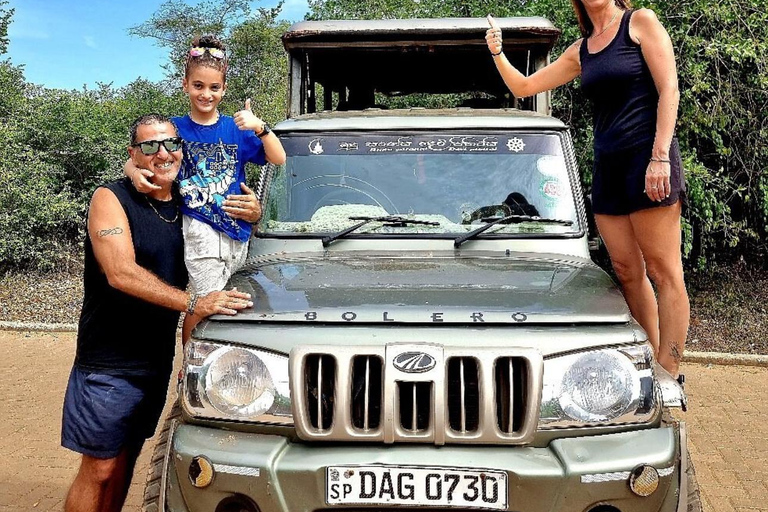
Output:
top-left (61, 114), bottom-right (255, 512)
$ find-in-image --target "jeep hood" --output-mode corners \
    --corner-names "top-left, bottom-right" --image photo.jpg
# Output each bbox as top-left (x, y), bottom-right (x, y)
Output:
top-left (221, 255), bottom-right (630, 325)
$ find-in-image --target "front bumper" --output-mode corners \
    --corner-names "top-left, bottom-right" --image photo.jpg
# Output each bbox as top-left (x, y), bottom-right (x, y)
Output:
top-left (161, 422), bottom-right (685, 512)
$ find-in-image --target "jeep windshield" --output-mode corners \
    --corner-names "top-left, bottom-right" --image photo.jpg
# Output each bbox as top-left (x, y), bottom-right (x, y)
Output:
top-left (258, 132), bottom-right (582, 239)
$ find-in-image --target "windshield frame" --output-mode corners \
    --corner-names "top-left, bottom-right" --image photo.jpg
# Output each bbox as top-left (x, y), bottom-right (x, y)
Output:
top-left (255, 129), bottom-right (587, 242)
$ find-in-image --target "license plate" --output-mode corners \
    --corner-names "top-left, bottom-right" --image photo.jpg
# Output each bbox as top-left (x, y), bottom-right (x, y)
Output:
top-left (326, 465), bottom-right (508, 510)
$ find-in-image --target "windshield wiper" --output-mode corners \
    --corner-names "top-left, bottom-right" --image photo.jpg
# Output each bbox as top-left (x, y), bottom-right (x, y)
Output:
top-left (454, 214), bottom-right (574, 248)
top-left (322, 215), bottom-right (440, 247)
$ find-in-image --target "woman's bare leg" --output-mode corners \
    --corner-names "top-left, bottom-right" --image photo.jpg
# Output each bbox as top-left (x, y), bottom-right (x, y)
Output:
top-left (595, 213), bottom-right (661, 355)
top-left (630, 201), bottom-right (689, 377)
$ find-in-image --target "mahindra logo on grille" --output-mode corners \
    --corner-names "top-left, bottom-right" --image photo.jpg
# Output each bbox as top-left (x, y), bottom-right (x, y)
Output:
top-left (393, 352), bottom-right (436, 373)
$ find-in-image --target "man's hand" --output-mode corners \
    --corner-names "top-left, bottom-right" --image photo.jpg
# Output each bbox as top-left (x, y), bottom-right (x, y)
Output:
top-left (194, 288), bottom-right (253, 317)
top-left (125, 158), bottom-right (161, 193)
top-left (233, 98), bottom-right (266, 133)
top-left (223, 183), bottom-right (262, 223)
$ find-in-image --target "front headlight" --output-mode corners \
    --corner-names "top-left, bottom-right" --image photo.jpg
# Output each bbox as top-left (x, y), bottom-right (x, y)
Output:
top-left (182, 340), bottom-right (293, 424)
top-left (539, 344), bottom-right (656, 428)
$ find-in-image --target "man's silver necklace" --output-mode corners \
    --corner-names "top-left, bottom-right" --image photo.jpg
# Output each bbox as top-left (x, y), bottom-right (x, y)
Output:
top-left (591, 9), bottom-right (621, 39)
top-left (145, 196), bottom-right (179, 223)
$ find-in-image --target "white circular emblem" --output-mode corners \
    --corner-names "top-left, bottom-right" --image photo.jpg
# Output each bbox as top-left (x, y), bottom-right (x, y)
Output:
top-left (309, 138), bottom-right (324, 155)
top-left (506, 137), bottom-right (526, 153)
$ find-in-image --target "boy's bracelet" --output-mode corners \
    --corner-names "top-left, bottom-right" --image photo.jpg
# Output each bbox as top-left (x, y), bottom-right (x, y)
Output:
top-left (650, 157), bottom-right (671, 163)
top-left (490, 49), bottom-right (503, 57)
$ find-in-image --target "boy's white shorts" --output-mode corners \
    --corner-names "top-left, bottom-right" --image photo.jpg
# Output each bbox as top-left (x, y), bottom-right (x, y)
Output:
top-left (182, 216), bottom-right (248, 297)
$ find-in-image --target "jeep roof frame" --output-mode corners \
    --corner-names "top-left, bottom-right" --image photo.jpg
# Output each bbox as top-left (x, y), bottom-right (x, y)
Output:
top-left (282, 17), bottom-right (561, 118)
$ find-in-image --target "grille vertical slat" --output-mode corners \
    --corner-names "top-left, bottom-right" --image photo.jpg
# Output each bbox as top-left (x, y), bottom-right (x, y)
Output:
top-left (495, 357), bottom-right (527, 434)
top-left (351, 355), bottom-right (382, 431)
top-left (459, 358), bottom-right (466, 433)
top-left (304, 354), bottom-right (336, 431)
top-left (447, 357), bottom-right (479, 433)
top-left (398, 382), bottom-right (431, 432)
top-left (507, 358), bottom-right (514, 432)
top-left (364, 356), bottom-right (370, 430)
top-left (317, 356), bottom-right (324, 431)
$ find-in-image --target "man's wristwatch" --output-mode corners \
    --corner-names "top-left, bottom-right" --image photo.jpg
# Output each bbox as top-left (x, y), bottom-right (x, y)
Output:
top-left (257, 122), bottom-right (272, 138)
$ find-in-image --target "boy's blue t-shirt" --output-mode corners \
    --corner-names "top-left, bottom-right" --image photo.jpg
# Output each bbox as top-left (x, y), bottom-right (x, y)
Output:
top-left (173, 114), bottom-right (266, 242)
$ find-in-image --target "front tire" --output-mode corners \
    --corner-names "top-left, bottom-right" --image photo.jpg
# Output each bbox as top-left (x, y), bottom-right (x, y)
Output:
top-left (143, 399), bottom-right (181, 512)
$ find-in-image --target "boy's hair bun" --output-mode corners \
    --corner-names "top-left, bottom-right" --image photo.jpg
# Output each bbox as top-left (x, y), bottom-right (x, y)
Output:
top-left (192, 34), bottom-right (226, 52)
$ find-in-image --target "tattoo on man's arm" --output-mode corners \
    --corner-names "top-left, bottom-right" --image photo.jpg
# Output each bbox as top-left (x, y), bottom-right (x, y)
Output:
top-left (668, 341), bottom-right (682, 363)
top-left (98, 227), bottom-right (124, 237)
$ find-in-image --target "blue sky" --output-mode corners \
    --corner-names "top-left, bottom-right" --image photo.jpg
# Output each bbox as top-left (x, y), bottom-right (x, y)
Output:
top-left (5, 0), bottom-right (310, 91)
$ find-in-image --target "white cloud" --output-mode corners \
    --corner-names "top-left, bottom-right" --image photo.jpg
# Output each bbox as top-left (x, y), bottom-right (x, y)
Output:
top-left (84, 35), bottom-right (97, 49)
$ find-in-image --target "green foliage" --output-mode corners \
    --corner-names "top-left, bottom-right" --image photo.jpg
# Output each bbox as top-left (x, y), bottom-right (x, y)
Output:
top-left (0, 0), bottom-right (13, 55)
top-left (0, 65), bottom-right (184, 270)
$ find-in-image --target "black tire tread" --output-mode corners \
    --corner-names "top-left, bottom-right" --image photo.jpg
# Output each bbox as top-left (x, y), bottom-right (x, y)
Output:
top-left (143, 399), bottom-right (182, 512)
top-left (686, 452), bottom-right (703, 512)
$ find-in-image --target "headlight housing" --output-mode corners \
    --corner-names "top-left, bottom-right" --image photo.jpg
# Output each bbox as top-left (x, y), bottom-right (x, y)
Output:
top-left (539, 344), bottom-right (656, 428)
top-left (182, 340), bottom-right (292, 424)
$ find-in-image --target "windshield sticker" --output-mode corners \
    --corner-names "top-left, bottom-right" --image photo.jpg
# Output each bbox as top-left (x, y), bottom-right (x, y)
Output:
top-left (540, 179), bottom-right (564, 200)
top-left (537, 155), bottom-right (566, 177)
top-left (506, 137), bottom-right (526, 153)
top-left (309, 138), bottom-right (324, 154)
top-left (284, 134), bottom-right (560, 156)
top-left (339, 141), bottom-right (359, 151)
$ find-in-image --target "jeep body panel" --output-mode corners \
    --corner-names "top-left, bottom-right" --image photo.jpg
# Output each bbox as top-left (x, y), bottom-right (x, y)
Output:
top-left (215, 254), bottom-right (630, 324)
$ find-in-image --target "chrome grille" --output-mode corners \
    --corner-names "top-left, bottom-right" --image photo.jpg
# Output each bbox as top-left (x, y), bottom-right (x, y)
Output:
top-left (291, 345), bottom-right (543, 444)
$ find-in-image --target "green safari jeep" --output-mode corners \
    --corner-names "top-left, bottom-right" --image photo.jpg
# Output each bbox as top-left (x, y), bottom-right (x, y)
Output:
top-left (143, 17), bottom-right (699, 512)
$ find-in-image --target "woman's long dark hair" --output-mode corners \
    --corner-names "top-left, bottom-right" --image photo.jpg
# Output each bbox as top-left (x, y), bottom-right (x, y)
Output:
top-left (571, 0), bottom-right (633, 37)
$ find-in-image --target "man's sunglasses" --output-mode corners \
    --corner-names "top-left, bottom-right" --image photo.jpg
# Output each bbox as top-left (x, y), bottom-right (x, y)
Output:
top-left (189, 47), bottom-right (225, 59)
top-left (132, 137), bottom-right (183, 155)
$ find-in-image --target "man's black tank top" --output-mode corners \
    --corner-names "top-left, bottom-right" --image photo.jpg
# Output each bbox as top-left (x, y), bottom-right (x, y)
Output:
top-left (75, 179), bottom-right (187, 376)
top-left (580, 9), bottom-right (658, 153)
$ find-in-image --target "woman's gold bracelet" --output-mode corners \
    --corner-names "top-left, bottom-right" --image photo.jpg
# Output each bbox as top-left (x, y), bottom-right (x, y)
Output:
top-left (650, 157), bottom-right (670, 163)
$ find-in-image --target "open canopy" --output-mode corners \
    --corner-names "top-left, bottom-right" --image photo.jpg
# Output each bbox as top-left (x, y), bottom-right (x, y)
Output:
top-left (282, 18), bottom-right (561, 115)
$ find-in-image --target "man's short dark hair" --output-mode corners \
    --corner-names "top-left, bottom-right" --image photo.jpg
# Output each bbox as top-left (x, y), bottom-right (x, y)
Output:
top-left (129, 114), bottom-right (178, 145)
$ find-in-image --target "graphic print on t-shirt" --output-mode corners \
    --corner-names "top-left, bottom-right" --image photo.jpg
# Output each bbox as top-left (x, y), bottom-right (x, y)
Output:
top-left (179, 139), bottom-right (241, 235)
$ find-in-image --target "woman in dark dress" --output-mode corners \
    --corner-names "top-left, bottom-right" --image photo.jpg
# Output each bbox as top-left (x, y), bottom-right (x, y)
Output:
top-left (486, 2), bottom-right (688, 378)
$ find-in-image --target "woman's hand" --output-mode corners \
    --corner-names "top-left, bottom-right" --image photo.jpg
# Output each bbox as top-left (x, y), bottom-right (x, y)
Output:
top-left (644, 160), bottom-right (671, 202)
top-left (486, 15), bottom-right (503, 55)
top-left (223, 183), bottom-right (262, 223)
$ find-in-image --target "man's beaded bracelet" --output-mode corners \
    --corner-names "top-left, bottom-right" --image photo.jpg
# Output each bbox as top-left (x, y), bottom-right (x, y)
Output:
top-left (186, 293), bottom-right (199, 315)
top-left (490, 49), bottom-right (503, 57)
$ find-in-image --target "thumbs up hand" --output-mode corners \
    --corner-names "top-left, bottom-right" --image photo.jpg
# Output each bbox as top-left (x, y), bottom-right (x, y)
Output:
top-left (234, 98), bottom-right (264, 133)
top-left (486, 15), bottom-right (503, 56)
